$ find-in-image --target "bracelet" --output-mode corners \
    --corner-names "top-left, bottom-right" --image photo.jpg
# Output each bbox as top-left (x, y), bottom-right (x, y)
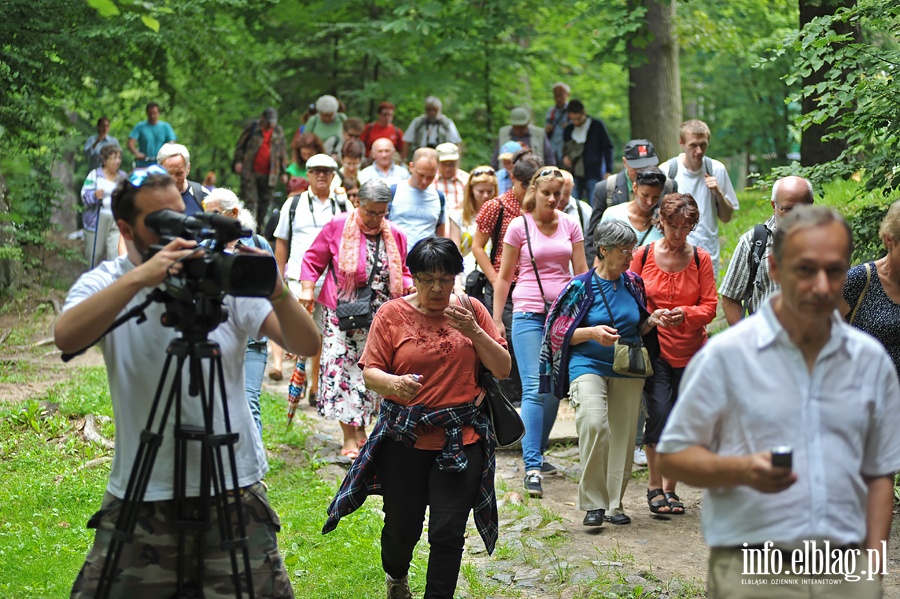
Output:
top-left (270, 285), bottom-right (291, 303)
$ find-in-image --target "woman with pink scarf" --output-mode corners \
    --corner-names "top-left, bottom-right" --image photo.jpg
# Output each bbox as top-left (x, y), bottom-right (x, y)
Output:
top-left (300, 180), bottom-right (414, 458)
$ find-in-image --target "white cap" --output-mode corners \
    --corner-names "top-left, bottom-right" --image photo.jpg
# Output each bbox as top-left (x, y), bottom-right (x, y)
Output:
top-left (306, 154), bottom-right (338, 170)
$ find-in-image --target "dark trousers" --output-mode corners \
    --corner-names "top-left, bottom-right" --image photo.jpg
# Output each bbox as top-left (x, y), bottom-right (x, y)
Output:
top-left (376, 439), bottom-right (484, 599)
top-left (241, 172), bottom-right (275, 232)
top-left (484, 280), bottom-right (522, 403)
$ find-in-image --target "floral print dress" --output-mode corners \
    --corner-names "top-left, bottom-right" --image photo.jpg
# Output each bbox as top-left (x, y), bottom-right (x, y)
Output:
top-left (318, 235), bottom-right (391, 426)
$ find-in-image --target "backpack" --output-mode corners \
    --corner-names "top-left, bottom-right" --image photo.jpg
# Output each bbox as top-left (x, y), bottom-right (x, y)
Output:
top-left (388, 183), bottom-right (446, 232)
top-left (741, 224), bottom-right (769, 316)
top-left (667, 156), bottom-right (713, 179)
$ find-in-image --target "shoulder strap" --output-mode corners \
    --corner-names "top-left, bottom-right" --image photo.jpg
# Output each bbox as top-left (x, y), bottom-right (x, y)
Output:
top-left (667, 158), bottom-right (677, 180)
top-left (606, 173), bottom-right (616, 205)
top-left (388, 183), bottom-right (397, 220)
top-left (575, 200), bottom-right (585, 232)
top-left (592, 270), bottom-right (618, 328)
top-left (523, 216), bottom-right (549, 305)
top-left (252, 232), bottom-right (261, 248)
top-left (741, 224), bottom-right (769, 315)
top-left (703, 156), bottom-right (713, 177)
top-left (693, 245), bottom-right (700, 269)
top-left (436, 189), bottom-right (446, 227)
top-left (489, 204), bottom-right (505, 263)
top-left (849, 262), bottom-right (873, 325)
top-left (641, 243), bottom-right (651, 268)
top-left (287, 194), bottom-right (302, 251)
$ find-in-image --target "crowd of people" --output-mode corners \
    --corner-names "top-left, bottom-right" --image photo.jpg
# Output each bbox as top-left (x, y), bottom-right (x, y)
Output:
top-left (65, 84), bottom-right (900, 599)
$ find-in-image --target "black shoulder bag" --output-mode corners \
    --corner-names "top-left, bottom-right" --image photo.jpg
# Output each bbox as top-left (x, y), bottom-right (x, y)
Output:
top-left (333, 235), bottom-right (381, 331)
top-left (457, 293), bottom-right (525, 448)
top-left (464, 204), bottom-right (504, 304)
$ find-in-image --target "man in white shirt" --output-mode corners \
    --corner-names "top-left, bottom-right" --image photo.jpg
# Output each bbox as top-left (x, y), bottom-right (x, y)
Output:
top-left (663, 120), bottom-right (739, 277)
top-left (658, 206), bottom-right (900, 598)
top-left (357, 138), bottom-right (409, 187)
top-left (389, 147), bottom-right (447, 249)
top-left (272, 153), bottom-right (346, 385)
top-left (433, 142), bottom-right (469, 223)
top-left (55, 168), bottom-right (319, 598)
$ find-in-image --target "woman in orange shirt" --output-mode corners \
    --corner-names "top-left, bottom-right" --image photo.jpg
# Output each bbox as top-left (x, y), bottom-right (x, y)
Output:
top-left (629, 193), bottom-right (717, 516)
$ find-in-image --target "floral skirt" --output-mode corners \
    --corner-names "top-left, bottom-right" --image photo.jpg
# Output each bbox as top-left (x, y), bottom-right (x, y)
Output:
top-left (317, 306), bottom-right (380, 426)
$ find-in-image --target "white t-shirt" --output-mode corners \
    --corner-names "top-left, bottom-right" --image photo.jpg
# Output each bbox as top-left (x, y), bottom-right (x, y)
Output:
top-left (274, 191), bottom-right (346, 281)
top-left (389, 181), bottom-right (447, 250)
top-left (665, 154), bottom-right (738, 273)
top-left (62, 256), bottom-right (271, 500)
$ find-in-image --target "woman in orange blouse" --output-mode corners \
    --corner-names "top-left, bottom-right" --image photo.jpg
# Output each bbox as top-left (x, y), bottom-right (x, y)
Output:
top-left (628, 193), bottom-right (717, 516)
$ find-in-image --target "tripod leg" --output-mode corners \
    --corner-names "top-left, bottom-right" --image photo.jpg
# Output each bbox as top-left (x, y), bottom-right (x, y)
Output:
top-left (95, 350), bottom-right (185, 599)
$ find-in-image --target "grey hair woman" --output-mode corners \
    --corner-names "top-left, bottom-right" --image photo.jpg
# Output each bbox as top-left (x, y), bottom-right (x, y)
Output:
top-left (540, 218), bottom-right (665, 527)
top-left (298, 178), bottom-right (415, 458)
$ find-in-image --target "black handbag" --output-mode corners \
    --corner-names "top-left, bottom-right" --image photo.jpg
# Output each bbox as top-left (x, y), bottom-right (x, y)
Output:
top-left (464, 204), bottom-right (505, 306)
top-left (334, 236), bottom-right (381, 332)
top-left (457, 293), bottom-right (525, 448)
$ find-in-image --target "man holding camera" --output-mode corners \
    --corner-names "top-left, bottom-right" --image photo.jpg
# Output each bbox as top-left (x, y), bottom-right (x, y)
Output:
top-left (55, 167), bottom-right (319, 598)
top-left (657, 206), bottom-right (900, 597)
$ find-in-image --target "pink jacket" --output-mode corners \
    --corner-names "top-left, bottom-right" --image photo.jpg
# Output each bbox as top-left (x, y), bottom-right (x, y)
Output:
top-left (300, 212), bottom-right (413, 310)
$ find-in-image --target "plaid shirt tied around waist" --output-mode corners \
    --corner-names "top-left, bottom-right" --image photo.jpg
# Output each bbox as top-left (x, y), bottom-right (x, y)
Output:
top-left (322, 398), bottom-right (499, 553)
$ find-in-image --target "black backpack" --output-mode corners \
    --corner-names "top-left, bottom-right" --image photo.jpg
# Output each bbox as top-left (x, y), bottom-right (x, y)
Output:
top-left (741, 224), bottom-right (769, 316)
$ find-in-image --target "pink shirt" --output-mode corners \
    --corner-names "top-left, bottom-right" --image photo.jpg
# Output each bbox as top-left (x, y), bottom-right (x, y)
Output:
top-left (300, 213), bottom-right (414, 309)
top-left (504, 212), bottom-right (584, 313)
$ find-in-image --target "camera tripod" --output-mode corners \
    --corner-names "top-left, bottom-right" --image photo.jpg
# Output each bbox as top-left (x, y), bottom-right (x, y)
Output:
top-left (93, 297), bottom-right (257, 599)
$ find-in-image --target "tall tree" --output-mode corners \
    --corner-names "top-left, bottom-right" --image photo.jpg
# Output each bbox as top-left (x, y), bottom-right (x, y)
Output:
top-left (627, 0), bottom-right (681, 160)
top-left (798, 0), bottom-right (858, 167)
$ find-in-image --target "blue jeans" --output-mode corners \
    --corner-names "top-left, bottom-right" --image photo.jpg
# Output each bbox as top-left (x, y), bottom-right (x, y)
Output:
top-left (245, 342), bottom-right (268, 436)
top-left (512, 312), bottom-right (560, 472)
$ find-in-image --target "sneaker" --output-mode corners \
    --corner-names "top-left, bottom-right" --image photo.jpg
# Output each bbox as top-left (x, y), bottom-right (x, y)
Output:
top-left (385, 574), bottom-right (412, 599)
top-left (540, 460), bottom-right (559, 475)
top-left (524, 470), bottom-right (543, 497)
top-left (633, 447), bottom-right (648, 467)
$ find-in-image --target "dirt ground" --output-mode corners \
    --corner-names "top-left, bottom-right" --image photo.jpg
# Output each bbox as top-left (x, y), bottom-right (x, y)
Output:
top-left (3, 293), bottom-right (900, 597)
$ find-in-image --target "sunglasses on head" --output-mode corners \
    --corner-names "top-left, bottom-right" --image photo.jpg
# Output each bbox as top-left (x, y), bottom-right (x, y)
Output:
top-left (636, 171), bottom-right (666, 186)
top-left (127, 164), bottom-right (168, 188)
top-left (538, 168), bottom-right (563, 179)
top-left (471, 168), bottom-right (496, 177)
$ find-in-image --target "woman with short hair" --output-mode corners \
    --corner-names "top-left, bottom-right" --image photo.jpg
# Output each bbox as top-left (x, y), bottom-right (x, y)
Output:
top-left (299, 180), bottom-right (414, 457)
top-left (541, 219), bottom-right (665, 526)
top-left (81, 144), bottom-right (126, 268)
top-left (629, 193), bottom-right (717, 516)
top-left (325, 237), bottom-right (509, 599)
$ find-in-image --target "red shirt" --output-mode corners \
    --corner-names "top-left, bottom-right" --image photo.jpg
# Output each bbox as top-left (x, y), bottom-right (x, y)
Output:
top-left (359, 297), bottom-right (506, 450)
top-left (253, 127), bottom-right (273, 174)
top-left (360, 122), bottom-right (404, 156)
top-left (475, 190), bottom-right (521, 279)
top-left (628, 242), bottom-right (718, 367)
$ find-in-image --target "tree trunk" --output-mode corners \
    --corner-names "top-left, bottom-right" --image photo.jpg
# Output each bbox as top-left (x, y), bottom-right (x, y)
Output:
top-left (627, 0), bottom-right (681, 161)
top-left (799, 0), bottom-right (857, 167)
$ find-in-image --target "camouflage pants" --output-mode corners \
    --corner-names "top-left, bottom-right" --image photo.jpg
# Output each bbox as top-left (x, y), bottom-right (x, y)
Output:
top-left (71, 482), bottom-right (294, 599)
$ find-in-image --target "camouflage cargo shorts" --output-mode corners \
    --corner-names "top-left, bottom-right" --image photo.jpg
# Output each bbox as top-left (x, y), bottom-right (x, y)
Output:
top-left (70, 482), bottom-right (294, 599)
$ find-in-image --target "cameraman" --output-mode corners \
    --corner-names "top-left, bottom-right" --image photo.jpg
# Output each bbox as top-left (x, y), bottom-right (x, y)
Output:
top-left (54, 166), bottom-right (319, 598)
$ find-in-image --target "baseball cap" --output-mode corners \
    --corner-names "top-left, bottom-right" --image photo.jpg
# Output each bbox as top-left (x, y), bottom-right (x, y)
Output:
top-left (510, 107), bottom-right (530, 126)
top-left (623, 139), bottom-right (659, 169)
top-left (305, 154), bottom-right (338, 171)
top-left (435, 143), bottom-right (460, 162)
top-left (498, 140), bottom-right (523, 162)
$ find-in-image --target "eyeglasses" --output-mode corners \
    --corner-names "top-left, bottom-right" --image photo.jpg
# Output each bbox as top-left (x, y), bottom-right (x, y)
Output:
top-left (308, 169), bottom-right (333, 176)
top-left (774, 202), bottom-right (795, 214)
top-left (471, 168), bottom-right (496, 177)
top-left (127, 164), bottom-right (168, 187)
top-left (538, 168), bottom-right (564, 179)
top-left (361, 207), bottom-right (388, 218)
top-left (347, 191), bottom-right (359, 199)
top-left (606, 245), bottom-right (635, 256)
top-left (415, 275), bottom-right (456, 287)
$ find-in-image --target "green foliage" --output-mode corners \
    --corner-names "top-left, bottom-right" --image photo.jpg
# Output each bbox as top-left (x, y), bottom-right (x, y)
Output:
top-left (779, 0), bottom-right (900, 193)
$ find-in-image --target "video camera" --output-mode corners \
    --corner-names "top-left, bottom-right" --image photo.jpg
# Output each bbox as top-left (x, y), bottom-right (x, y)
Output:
top-left (145, 209), bottom-right (276, 302)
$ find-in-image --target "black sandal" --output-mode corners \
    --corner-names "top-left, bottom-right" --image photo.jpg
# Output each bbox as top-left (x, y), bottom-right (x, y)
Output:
top-left (664, 491), bottom-right (685, 515)
top-left (647, 488), bottom-right (671, 514)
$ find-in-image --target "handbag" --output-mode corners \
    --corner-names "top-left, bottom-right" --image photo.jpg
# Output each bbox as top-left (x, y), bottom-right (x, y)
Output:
top-left (594, 272), bottom-right (654, 378)
top-left (457, 294), bottom-right (525, 448)
top-left (334, 236), bottom-right (381, 332)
